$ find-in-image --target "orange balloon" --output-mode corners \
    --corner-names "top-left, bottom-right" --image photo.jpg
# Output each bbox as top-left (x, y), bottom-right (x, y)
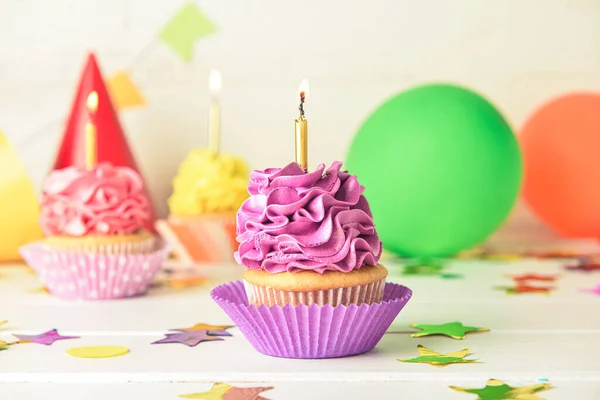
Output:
top-left (521, 93), bottom-right (600, 237)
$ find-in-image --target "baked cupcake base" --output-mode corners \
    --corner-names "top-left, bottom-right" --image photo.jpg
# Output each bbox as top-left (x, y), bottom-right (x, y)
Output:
top-left (211, 280), bottom-right (413, 359)
top-left (243, 264), bottom-right (388, 306)
top-left (43, 231), bottom-right (155, 255)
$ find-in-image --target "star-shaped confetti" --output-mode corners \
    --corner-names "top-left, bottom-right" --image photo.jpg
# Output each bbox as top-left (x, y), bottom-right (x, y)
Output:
top-left (169, 275), bottom-right (207, 289)
top-left (528, 250), bottom-right (584, 259)
top-left (483, 253), bottom-right (523, 261)
top-left (496, 284), bottom-right (554, 295)
top-left (450, 378), bottom-right (552, 399)
top-left (400, 259), bottom-right (463, 279)
top-left (0, 321), bottom-right (11, 350)
top-left (566, 257), bottom-right (600, 272)
top-left (454, 247), bottom-right (523, 261)
top-left (511, 273), bottom-right (558, 283)
top-left (176, 323), bottom-right (233, 337)
top-left (581, 284), bottom-right (600, 296)
top-left (151, 330), bottom-right (224, 347)
top-left (402, 263), bottom-right (443, 276)
top-left (0, 340), bottom-right (11, 351)
top-left (398, 345), bottom-right (478, 367)
top-left (28, 286), bottom-right (50, 294)
top-left (180, 382), bottom-right (274, 399)
top-left (410, 322), bottom-right (489, 340)
top-left (151, 270), bottom-right (208, 290)
top-left (14, 329), bottom-right (79, 345)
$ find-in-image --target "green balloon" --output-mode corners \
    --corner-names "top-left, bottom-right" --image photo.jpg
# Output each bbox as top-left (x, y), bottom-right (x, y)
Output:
top-left (346, 84), bottom-right (522, 257)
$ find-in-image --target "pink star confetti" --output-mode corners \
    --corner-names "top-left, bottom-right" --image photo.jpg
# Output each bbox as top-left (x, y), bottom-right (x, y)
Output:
top-left (581, 284), bottom-right (600, 296)
top-left (14, 329), bottom-right (79, 345)
top-left (180, 382), bottom-right (275, 399)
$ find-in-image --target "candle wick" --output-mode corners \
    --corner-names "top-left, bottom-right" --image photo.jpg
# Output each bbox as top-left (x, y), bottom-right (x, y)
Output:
top-left (298, 91), bottom-right (306, 119)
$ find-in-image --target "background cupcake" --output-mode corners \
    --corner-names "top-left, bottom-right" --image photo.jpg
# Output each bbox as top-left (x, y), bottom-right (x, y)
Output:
top-left (236, 161), bottom-right (386, 306)
top-left (156, 148), bottom-right (249, 264)
top-left (20, 162), bottom-right (168, 300)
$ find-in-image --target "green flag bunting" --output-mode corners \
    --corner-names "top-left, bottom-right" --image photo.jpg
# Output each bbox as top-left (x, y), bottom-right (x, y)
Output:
top-left (159, 3), bottom-right (217, 62)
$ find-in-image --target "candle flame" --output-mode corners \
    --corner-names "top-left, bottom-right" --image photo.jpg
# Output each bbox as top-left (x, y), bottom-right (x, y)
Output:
top-left (209, 69), bottom-right (222, 93)
top-left (297, 78), bottom-right (309, 102)
top-left (87, 91), bottom-right (99, 113)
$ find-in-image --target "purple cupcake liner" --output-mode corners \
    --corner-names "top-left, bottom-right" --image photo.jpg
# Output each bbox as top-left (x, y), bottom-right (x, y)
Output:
top-left (211, 280), bottom-right (413, 359)
top-left (19, 242), bottom-right (169, 300)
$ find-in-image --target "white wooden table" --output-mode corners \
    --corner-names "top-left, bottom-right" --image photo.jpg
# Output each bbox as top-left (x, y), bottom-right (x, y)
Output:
top-left (1, 249), bottom-right (599, 399)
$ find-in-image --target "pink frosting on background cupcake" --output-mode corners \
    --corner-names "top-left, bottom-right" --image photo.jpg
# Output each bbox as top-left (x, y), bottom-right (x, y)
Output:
top-left (40, 163), bottom-right (150, 236)
top-left (235, 161), bottom-right (382, 274)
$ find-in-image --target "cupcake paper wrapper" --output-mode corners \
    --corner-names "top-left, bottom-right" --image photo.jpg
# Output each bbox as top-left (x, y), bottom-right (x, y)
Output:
top-left (243, 278), bottom-right (386, 306)
top-left (19, 242), bottom-right (169, 300)
top-left (211, 280), bottom-right (413, 359)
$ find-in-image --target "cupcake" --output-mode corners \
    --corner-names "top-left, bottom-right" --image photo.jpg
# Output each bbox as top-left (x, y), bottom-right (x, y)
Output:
top-left (19, 163), bottom-right (168, 300)
top-left (237, 161), bottom-right (386, 306)
top-left (211, 161), bottom-right (412, 358)
top-left (156, 149), bottom-right (249, 264)
top-left (40, 163), bottom-right (155, 254)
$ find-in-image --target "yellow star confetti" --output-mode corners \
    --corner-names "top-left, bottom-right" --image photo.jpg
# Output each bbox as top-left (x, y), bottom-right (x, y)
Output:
top-left (169, 275), bottom-right (207, 289)
top-left (28, 286), bottom-right (50, 294)
top-left (180, 382), bottom-right (232, 399)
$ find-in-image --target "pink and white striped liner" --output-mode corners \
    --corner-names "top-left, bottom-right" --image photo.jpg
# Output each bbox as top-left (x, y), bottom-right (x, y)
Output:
top-left (19, 242), bottom-right (169, 300)
top-left (243, 279), bottom-right (386, 306)
top-left (211, 280), bottom-right (413, 359)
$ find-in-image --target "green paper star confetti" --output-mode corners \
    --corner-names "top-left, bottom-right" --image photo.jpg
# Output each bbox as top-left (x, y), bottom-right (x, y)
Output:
top-left (400, 258), bottom-right (463, 279)
top-left (0, 321), bottom-right (8, 350)
top-left (411, 321), bottom-right (490, 340)
top-left (402, 263), bottom-right (443, 276)
top-left (398, 345), bottom-right (478, 367)
top-left (0, 321), bottom-right (18, 352)
top-left (450, 378), bottom-right (553, 399)
top-left (159, 3), bottom-right (217, 62)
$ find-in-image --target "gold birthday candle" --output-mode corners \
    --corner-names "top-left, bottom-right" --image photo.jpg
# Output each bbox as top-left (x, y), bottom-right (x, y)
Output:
top-left (295, 78), bottom-right (308, 170)
top-left (85, 91), bottom-right (98, 169)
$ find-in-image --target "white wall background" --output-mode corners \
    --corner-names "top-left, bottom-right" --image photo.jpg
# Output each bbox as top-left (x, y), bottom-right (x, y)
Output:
top-left (1, 0), bottom-right (599, 233)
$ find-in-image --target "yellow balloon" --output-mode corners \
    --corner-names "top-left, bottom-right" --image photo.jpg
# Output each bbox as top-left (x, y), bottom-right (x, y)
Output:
top-left (66, 345), bottom-right (130, 359)
top-left (0, 131), bottom-right (43, 261)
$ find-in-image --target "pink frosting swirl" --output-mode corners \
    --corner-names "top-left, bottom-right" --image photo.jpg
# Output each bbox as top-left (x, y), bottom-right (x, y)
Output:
top-left (40, 163), bottom-right (150, 236)
top-left (234, 161), bottom-right (382, 274)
